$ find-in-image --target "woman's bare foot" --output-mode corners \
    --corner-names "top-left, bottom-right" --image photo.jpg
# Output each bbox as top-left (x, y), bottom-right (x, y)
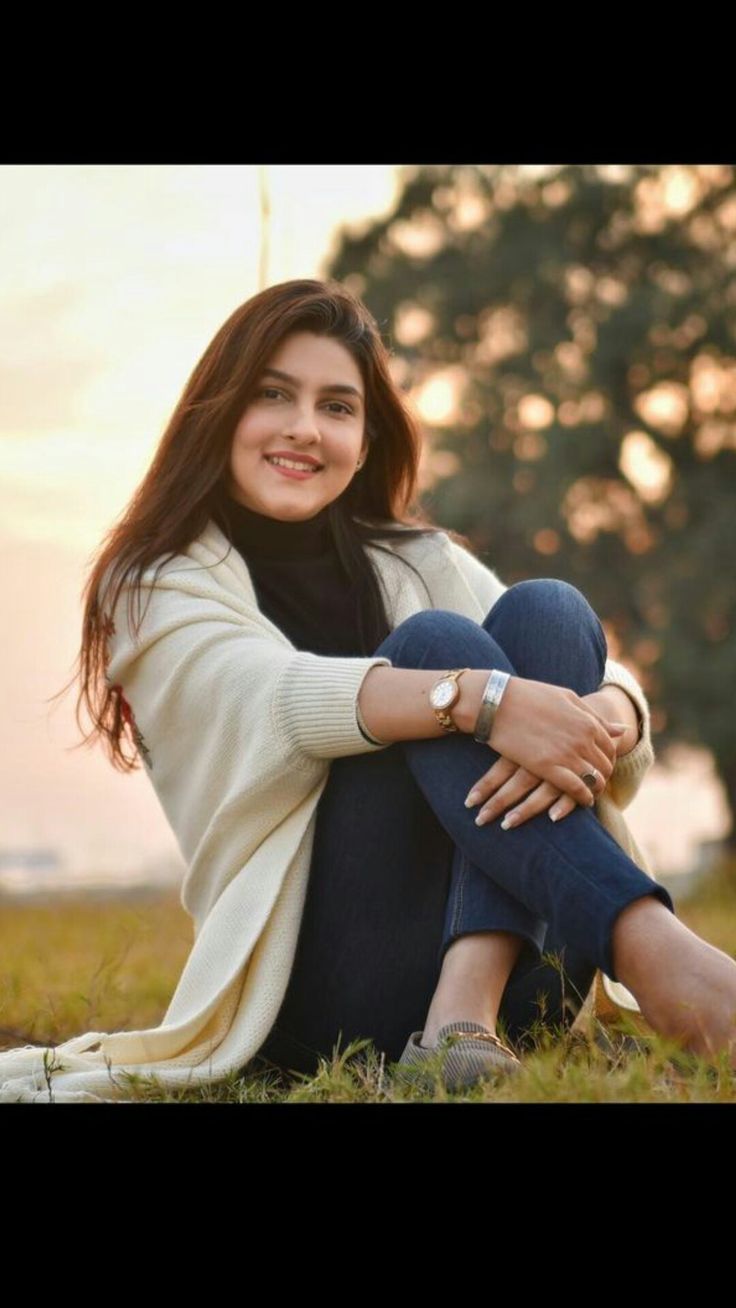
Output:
top-left (421, 929), bottom-right (524, 1047)
top-left (612, 897), bottom-right (736, 1067)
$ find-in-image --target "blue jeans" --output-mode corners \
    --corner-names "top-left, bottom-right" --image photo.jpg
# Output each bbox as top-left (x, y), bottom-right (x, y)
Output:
top-left (255, 579), bottom-right (676, 1076)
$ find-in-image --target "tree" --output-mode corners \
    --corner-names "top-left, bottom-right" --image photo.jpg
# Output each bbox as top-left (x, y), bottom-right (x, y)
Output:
top-left (325, 163), bottom-right (736, 848)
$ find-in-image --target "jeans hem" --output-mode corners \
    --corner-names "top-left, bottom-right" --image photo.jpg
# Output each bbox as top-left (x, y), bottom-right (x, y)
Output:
top-left (437, 925), bottom-right (544, 976)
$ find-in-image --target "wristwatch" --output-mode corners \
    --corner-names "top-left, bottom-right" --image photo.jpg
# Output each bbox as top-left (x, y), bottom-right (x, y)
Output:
top-left (429, 668), bottom-right (471, 734)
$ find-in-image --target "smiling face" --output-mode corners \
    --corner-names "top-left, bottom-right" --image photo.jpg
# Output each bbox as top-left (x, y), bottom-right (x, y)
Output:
top-left (226, 330), bottom-right (369, 521)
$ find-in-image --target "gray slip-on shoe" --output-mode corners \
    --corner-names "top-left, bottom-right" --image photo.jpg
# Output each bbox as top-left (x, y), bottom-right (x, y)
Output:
top-left (393, 1019), bottom-right (523, 1093)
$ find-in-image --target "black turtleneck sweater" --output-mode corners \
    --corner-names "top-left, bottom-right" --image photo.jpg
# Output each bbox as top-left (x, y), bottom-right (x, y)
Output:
top-left (213, 492), bottom-right (369, 659)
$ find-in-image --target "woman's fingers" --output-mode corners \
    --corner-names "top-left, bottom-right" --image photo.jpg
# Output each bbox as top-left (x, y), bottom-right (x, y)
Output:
top-left (466, 760), bottom-right (608, 829)
top-left (571, 719), bottom-right (617, 785)
top-left (474, 777), bottom-right (562, 828)
top-left (547, 794), bottom-right (578, 822)
top-left (507, 769), bottom-right (611, 831)
top-left (542, 761), bottom-right (602, 809)
top-left (463, 736), bottom-right (613, 828)
top-left (484, 676), bottom-right (624, 789)
top-left (473, 763), bottom-right (546, 821)
top-left (467, 763), bottom-right (562, 826)
top-left (464, 756), bottom-right (518, 808)
top-left (475, 775), bottom-right (602, 830)
top-left (466, 757), bottom-right (596, 820)
top-left (461, 680), bottom-right (625, 824)
top-left (574, 756), bottom-right (609, 797)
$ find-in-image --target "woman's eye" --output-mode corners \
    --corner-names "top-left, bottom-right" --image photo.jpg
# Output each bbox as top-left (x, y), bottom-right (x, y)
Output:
top-left (258, 388), bottom-right (352, 416)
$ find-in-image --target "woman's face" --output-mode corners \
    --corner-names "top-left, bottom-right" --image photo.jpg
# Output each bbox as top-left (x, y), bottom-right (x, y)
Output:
top-left (227, 330), bottom-right (369, 520)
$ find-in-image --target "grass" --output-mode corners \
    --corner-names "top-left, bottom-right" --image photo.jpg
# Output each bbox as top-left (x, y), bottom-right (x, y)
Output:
top-left (1, 859), bottom-right (736, 1103)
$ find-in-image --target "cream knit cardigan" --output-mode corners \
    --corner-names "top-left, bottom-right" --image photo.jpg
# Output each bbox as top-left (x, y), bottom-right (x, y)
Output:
top-left (0, 521), bottom-right (657, 1102)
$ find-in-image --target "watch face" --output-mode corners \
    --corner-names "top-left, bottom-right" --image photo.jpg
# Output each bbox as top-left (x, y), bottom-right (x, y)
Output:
top-left (431, 679), bottom-right (456, 709)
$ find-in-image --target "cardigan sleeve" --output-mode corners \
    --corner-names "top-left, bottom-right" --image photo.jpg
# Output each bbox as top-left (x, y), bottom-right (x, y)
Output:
top-left (595, 658), bottom-right (655, 810)
top-left (270, 649), bottom-right (394, 759)
top-left (442, 537), bottom-right (654, 810)
top-left (104, 564), bottom-right (395, 843)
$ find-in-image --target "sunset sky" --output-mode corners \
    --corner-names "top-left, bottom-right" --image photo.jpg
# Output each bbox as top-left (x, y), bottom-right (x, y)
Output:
top-left (1, 164), bottom-right (728, 893)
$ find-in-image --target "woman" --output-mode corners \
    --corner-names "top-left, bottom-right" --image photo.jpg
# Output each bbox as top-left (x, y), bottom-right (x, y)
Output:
top-left (2, 278), bottom-right (735, 1103)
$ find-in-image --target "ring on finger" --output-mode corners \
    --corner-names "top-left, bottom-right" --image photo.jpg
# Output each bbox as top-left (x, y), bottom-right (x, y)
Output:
top-left (580, 767), bottom-right (599, 792)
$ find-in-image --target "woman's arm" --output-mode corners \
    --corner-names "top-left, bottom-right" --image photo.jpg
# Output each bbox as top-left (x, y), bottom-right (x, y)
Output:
top-left (444, 536), bottom-right (655, 809)
top-left (356, 666), bottom-right (480, 744)
top-left (595, 661), bottom-right (655, 808)
top-left (587, 685), bottom-right (641, 756)
top-left (359, 666), bottom-right (626, 813)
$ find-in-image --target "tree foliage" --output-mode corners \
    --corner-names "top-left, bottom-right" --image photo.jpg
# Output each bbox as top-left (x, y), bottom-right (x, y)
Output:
top-left (325, 164), bottom-right (736, 843)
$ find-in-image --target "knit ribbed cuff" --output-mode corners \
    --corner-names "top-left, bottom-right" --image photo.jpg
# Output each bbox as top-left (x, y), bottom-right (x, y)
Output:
top-left (272, 651), bottom-right (394, 762)
top-left (599, 658), bottom-right (655, 810)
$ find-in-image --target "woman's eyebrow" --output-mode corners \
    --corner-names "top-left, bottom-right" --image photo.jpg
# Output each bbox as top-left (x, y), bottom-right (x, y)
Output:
top-left (260, 367), bottom-right (363, 403)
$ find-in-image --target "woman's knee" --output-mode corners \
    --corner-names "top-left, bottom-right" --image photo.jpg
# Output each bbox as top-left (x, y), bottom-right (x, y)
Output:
top-left (486, 579), bottom-right (607, 677)
top-left (376, 608), bottom-right (495, 668)
top-left (491, 578), bottom-right (598, 624)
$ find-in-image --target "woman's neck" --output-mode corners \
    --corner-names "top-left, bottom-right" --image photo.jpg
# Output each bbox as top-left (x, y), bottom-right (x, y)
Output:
top-left (216, 490), bottom-right (333, 560)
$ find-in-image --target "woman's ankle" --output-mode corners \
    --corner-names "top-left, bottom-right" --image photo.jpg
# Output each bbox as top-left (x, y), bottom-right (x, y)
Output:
top-left (422, 930), bottom-right (523, 1045)
top-left (610, 895), bottom-right (681, 998)
top-left (612, 897), bottom-right (736, 1064)
top-left (422, 997), bottom-right (499, 1048)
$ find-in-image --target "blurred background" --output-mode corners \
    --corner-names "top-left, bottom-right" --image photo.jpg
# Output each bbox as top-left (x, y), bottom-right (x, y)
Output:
top-left (2, 162), bottom-right (734, 905)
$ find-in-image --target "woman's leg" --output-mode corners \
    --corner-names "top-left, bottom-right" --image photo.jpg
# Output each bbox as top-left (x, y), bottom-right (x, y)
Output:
top-left (387, 584), bottom-right (675, 1012)
top-left (255, 579), bottom-right (673, 1077)
top-left (434, 577), bottom-right (646, 1049)
top-left (255, 740), bottom-right (462, 1074)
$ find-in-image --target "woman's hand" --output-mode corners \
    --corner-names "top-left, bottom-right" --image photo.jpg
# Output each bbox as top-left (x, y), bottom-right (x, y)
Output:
top-left (483, 675), bottom-right (626, 805)
top-left (463, 686), bottom-right (629, 828)
top-left (464, 757), bottom-right (567, 828)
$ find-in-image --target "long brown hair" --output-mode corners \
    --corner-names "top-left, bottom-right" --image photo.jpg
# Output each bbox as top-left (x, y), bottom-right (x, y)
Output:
top-left (51, 278), bottom-right (473, 772)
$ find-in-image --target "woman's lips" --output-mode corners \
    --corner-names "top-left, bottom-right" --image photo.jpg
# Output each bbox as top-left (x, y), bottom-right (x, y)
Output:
top-left (264, 457), bottom-right (322, 481)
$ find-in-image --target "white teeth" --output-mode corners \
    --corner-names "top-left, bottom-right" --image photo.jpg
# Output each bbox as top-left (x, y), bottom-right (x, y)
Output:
top-left (266, 456), bottom-right (321, 472)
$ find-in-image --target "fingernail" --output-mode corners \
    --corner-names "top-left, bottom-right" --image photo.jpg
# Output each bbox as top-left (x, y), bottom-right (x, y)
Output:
top-left (465, 791), bottom-right (480, 807)
top-left (474, 812), bottom-right (487, 826)
top-left (501, 812), bottom-right (519, 830)
top-left (549, 808), bottom-right (561, 822)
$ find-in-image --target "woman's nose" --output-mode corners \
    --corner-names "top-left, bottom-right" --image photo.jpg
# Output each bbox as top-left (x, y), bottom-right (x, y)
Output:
top-left (282, 407), bottom-right (322, 438)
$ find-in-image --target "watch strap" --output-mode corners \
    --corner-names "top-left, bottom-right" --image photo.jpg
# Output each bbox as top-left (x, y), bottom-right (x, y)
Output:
top-left (432, 667), bottom-right (471, 734)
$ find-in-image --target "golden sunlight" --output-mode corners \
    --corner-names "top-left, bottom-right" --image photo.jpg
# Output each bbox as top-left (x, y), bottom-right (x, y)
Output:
top-left (414, 368), bottom-right (465, 425)
top-left (389, 211), bottom-right (447, 260)
top-left (474, 304), bottom-right (528, 366)
top-left (518, 394), bottom-right (555, 430)
top-left (634, 381), bottom-right (690, 437)
top-left (691, 352), bottom-right (736, 414)
top-left (563, 476), bottom-right (652, 547)
top-left (619, 430), bottom-right (674, 504)
top-left (394, 303), bottom-right (436, 347)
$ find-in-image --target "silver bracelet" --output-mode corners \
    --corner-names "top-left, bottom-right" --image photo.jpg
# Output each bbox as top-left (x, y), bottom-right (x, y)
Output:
top-left (473, 670), bottom-right (511, 744)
